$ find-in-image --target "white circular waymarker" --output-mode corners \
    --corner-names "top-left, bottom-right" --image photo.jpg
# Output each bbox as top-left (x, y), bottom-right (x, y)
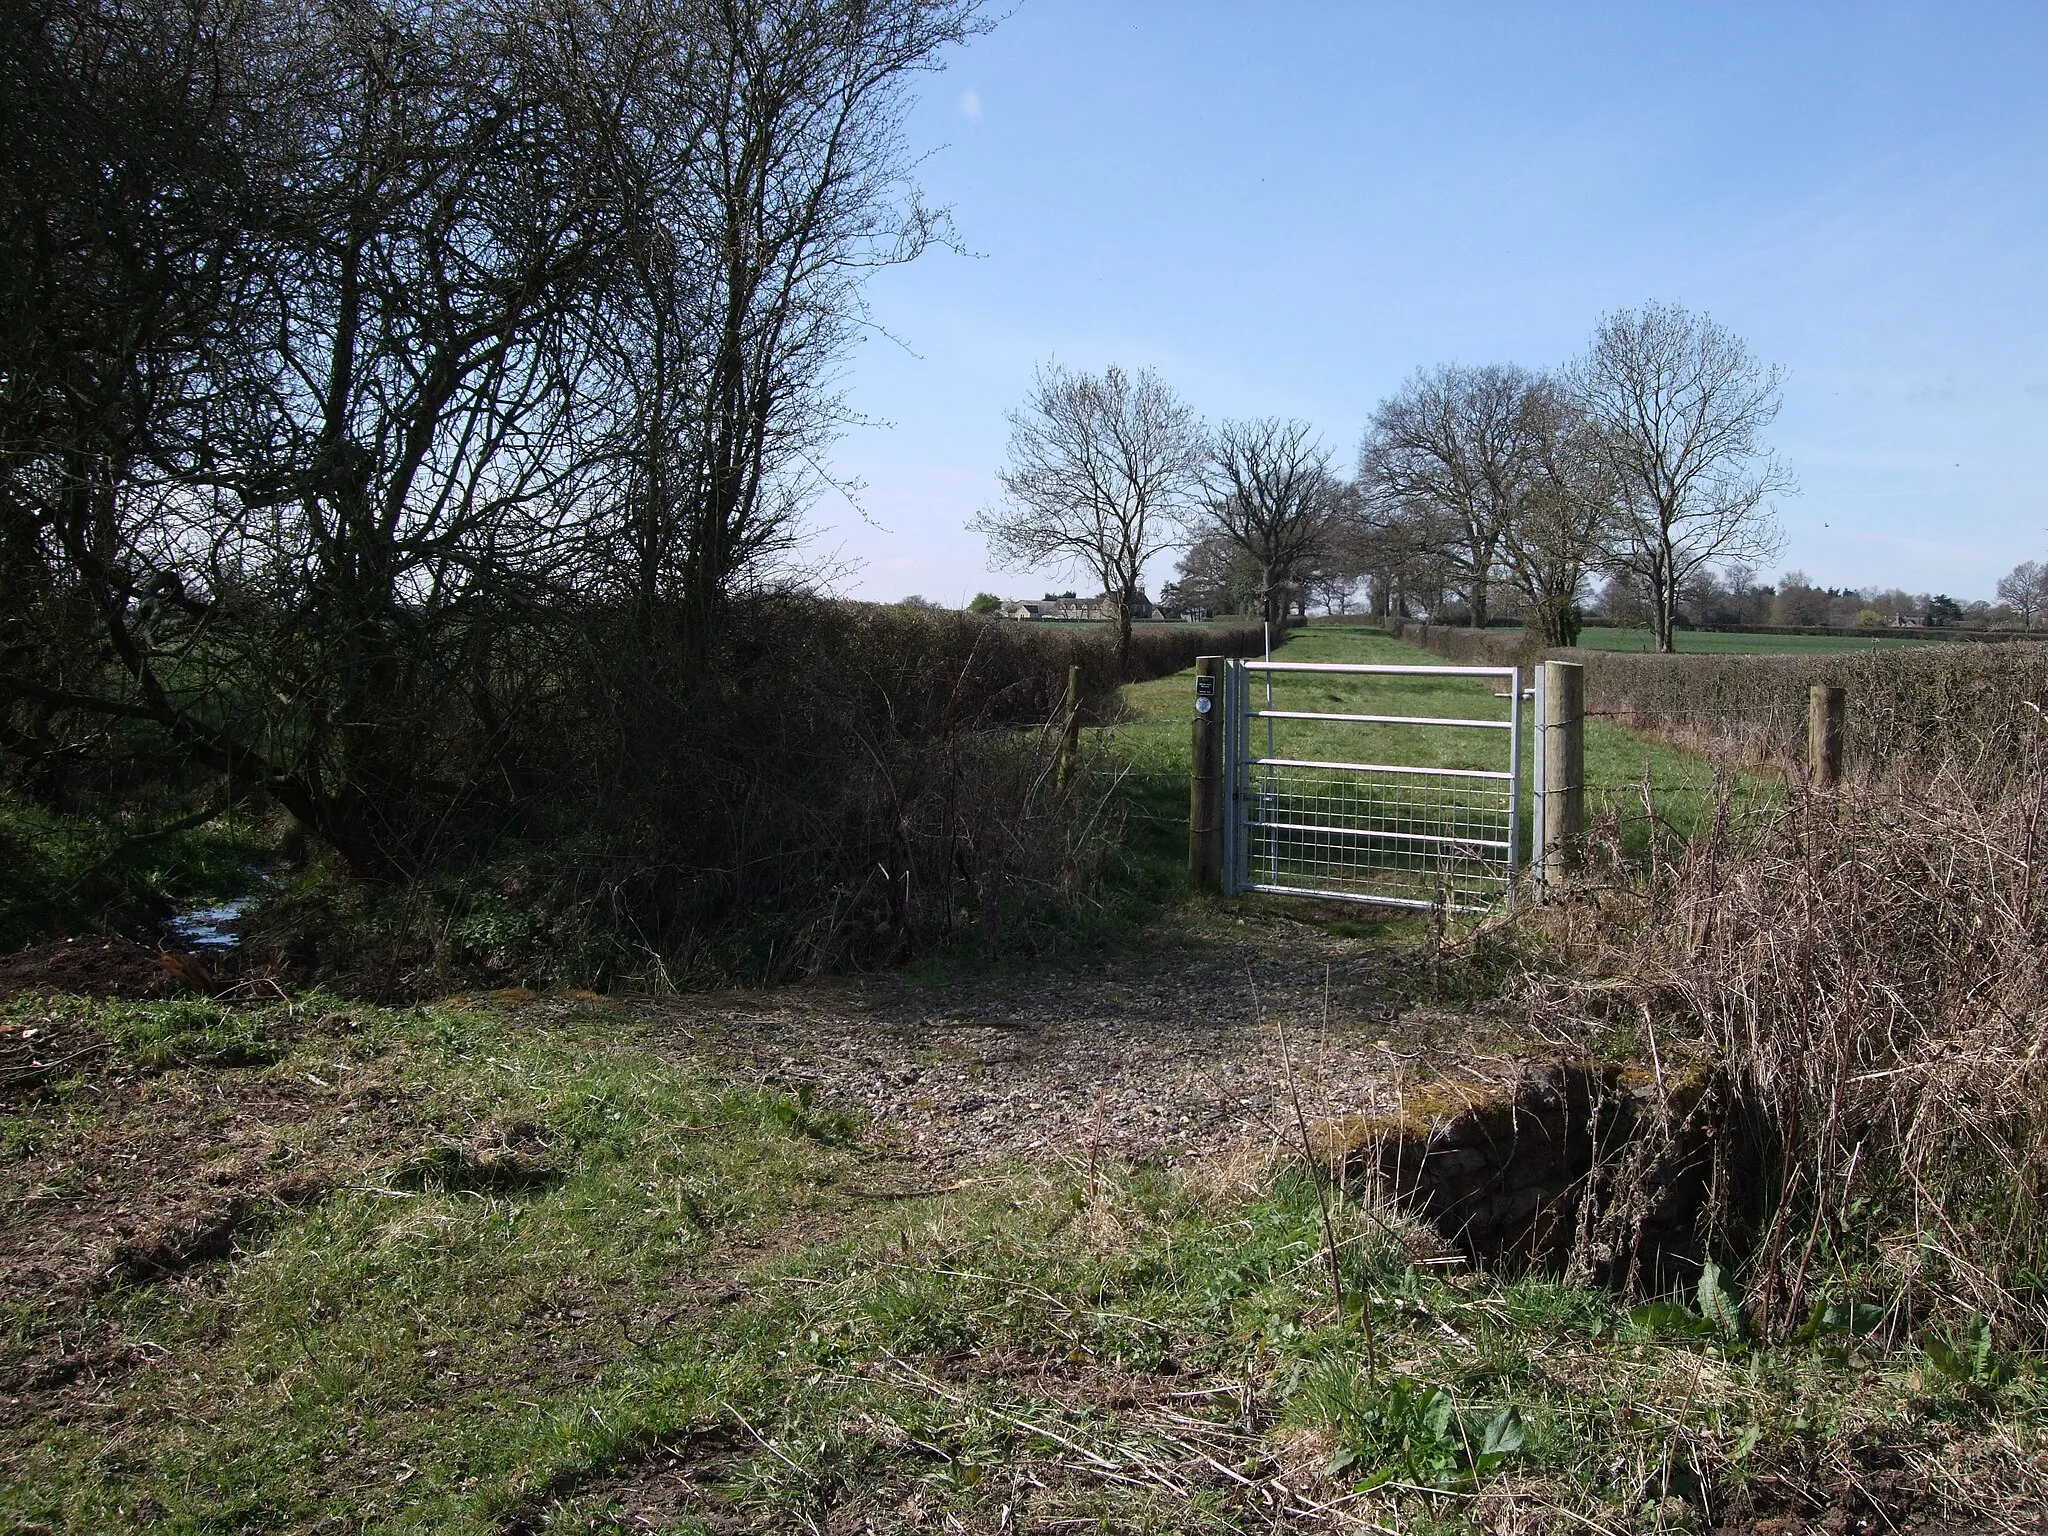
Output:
top-left (1195, 697), bottom-right (1212, 714)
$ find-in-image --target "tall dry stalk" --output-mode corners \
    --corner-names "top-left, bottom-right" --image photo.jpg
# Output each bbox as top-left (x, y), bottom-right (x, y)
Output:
top-left (1532, 735), bottom-right (2048, 1340)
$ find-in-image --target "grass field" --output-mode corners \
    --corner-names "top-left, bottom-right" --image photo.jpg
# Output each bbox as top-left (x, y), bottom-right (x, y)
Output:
top-left (6, 990), bottom-right (2031, 1531)
top-left (1097, 627), bottom-right (1745, 904)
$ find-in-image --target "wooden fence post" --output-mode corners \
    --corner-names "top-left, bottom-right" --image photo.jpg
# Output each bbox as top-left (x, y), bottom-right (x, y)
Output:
top-left (1189, 656), bottom-right (1224, 890)
top-left (1056, 664), bottom-right (1082, 792)
top-left (1808, 684), bottom-right (1845, 788)
top-left (1540, 660), bottom-right (1584, 888)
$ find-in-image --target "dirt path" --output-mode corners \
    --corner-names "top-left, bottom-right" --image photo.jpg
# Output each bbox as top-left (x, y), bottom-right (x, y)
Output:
top-left (641, 919), bottom-right (1504, 1176)
top-left (0, 915), bottom-right (1506, 1454)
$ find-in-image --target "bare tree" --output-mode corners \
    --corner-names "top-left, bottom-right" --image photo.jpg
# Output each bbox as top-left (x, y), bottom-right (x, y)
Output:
top-left (570, 0), bottom-right (987, 663)
top-left (1358, 364), bottom-right (1542, 629)
top-left (1192, 417), bottom-right (1342, 631)
top-left (1, 0), bottom-right (987, 877)
top-left (1500, 381), bottom-right (1615, 646)
top-left (971, 362), bottom-right (1205, 677)
top-left (1996, 561), bottom-right (2047, 631)
top-left (1328, 487), bottom-right (1448, 625)
top-left (0, 0), bottom-right (255, 803)
top-left (1161, 531), bottom-right (1259, 619)
top-left (1573, 302), bottom-right (1791, 653)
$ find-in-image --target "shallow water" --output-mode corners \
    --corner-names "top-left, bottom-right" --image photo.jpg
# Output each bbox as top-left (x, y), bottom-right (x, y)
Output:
top-left (165, 898), bottom-right (251, 951)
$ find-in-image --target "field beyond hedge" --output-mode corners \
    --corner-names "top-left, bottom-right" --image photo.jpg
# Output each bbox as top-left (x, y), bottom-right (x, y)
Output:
top-left (1427, 626), bottom-right (1941, 656)
top-left (1568, 627), bottom-right (1939, 655)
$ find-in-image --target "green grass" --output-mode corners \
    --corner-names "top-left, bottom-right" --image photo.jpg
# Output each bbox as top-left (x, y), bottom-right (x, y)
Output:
top-left (5, 994), bottom-right (2038, 1529)
top-left (95, 996), bottom-right (281, 1069)
top-left (1103, 626), bottom-right (1750, 886)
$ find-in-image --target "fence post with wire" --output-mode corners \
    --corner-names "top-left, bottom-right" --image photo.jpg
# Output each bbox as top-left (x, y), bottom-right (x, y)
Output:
top-left (1536, 659), bottom-right (1585, 896)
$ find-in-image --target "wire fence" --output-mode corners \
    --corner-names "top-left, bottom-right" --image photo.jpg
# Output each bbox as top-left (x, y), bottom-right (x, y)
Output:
top-left (1082, 705), bottom-right (1773, 892)
top-left (1237, 765), bottom-right (1514, 909)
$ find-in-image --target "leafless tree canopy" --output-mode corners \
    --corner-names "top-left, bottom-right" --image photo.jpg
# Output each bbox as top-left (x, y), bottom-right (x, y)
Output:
top-left (1996, 561), bottom-right (2048, 631)
top-left (1499, 379), bottom-right (1616, 645)
top-left (1, 0), bottom-right (985, 877)
top-left (1358, 363), bottom-right (1543, 630)
top-left (1354, 363), bottom-right (1617, 641)
top-left (1572, 301), bottom-right (1790, 652)
top-left (971, 362), bottom-right (1205, 677)
top-left (1193, 417), bottom-right (1341, 629)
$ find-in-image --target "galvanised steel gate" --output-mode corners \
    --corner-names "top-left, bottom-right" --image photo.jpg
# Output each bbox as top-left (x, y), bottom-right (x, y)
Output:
top-left (1220, 659), bottom-right (1525, 913)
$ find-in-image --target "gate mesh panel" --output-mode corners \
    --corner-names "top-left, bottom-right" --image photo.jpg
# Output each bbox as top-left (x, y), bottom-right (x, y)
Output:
top-left (1241, 765), bottom-right (1514, 910)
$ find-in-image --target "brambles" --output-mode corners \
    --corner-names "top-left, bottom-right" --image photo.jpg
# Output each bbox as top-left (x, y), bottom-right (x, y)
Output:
top-left (1526, 742), bottom-right (2048, 1345)
top-left (247, 605), bottom-right (1265, 990)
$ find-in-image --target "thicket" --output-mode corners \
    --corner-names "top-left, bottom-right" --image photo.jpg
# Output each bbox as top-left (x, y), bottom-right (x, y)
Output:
top-left (258, 604), bottom-right (1265, 989)
top-left (1391, 618), bottom-right (2048, 1349)
top-left (8, 576), bottom-right (1260, 983)
top-left (1529, 748), bottom-right (2048, 1349)
top-left (5, 0), bottom-right (1220, 983)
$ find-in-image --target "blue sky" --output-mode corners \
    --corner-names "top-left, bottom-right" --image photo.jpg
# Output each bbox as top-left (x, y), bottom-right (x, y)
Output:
top-left (813, 1), bottom-right (2048, 607)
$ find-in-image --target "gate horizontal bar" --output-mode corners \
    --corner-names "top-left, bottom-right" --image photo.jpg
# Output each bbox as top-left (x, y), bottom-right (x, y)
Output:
top-left (1243, 882), bottom-right (1498, 913)
top-left (1252, 755), bottom-right (1514, 781)
top-left (1249, 708), bottom-right (1511, 730)
top-left (1239, 661), bottom-right (1519, 677)
top-left (1246, 819), bottom-right (1510, 852)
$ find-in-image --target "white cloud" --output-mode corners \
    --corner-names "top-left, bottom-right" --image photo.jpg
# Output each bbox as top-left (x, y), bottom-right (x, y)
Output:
top-left (957, 88), bottom-right (982, 121)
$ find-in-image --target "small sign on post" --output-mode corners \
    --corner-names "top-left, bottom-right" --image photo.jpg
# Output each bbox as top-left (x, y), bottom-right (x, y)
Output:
top-left (1189, 656), bottom-right (1224, 889)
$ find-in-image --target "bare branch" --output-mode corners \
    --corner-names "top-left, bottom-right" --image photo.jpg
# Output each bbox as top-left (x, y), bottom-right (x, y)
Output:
top-left (970, 361), bottom-right (1204, 677)
top-left (1571, 302), bottom-right (1792, 652)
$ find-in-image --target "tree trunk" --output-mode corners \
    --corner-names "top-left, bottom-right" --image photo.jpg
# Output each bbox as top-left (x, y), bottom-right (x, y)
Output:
top-left (1536, 600), bottom-right (1577, 648)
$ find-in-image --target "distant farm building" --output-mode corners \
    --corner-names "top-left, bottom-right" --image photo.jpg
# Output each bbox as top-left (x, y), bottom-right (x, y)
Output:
top-left (1000, 593), bottom-right (1156, 622)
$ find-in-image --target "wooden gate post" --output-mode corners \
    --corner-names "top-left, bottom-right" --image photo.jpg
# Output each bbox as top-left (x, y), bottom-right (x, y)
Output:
top-left (1540, 660), bottom-right (1584, 887)
top-left (1189, 656), bottom-right (1224, 890)
top-left (1808, 684), bottom-right (1845, 788)
top-left (1056, 664), bottom-right (1082, 792)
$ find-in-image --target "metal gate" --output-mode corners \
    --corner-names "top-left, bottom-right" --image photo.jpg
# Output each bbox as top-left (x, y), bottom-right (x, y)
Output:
top-left (1220, 659), bottom-right (1524, 912)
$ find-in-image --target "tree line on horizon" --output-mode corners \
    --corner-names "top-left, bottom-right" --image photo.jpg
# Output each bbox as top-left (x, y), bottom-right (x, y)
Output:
top-left (964, 302), bottom-right (2040, 661)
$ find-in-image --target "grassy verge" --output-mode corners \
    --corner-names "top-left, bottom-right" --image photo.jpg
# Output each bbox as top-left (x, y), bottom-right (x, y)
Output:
top-left (2, 992), bottom-right (2039, 1530)
top-left (1102, 626), bottom-right (1751, 880)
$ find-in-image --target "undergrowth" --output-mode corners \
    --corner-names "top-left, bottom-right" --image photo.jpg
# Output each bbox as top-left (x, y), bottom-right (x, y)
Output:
top-left (1522, 739), bottom-right (2048, 1357)
top-left (3, 995), bottom-right (2042, 1531)
top-left (0, 785), bottom-right (269, 953)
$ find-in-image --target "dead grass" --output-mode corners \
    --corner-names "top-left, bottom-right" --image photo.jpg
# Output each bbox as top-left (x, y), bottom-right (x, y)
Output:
top-left (1523, 737), bottom-right (2048, 1353)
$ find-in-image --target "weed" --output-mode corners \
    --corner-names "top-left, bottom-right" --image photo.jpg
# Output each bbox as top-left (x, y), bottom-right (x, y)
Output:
top-left (1288, 1365), bottom-right (1526, 1492)
top-left (97, 997), bottom-right (276, 1069)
